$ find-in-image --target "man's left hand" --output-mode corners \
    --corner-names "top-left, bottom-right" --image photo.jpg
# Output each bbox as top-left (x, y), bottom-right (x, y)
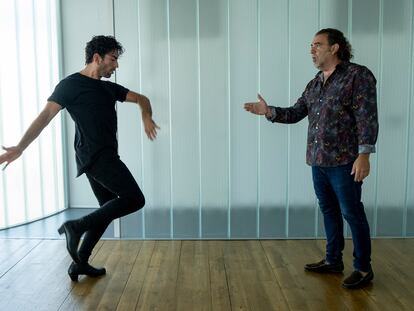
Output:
top-left (142, 114), bottom-right (160, 141)
top-left (351, 154), bottom-right (370, 182)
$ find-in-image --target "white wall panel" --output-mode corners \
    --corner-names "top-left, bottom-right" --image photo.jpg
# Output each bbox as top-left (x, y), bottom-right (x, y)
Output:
top-left (199, 0), bottom-right (229, 238)
top-left (139, 0), bottom-right (172, 238)
top-left (61, 0), bottom-right (114, 208)
top-left (259, 0), bottom-right (289, 237)
top-left (229, 0), bottom-right (258, 238)
top-left (287, 0), bottom-right (319, 237)
top-left (169, 0), bottom-right (200, 238)
top-left (407, 3), bottom-right (414, 235)
top-left (319, 0), bottom-right (348, 32)
top-left (0, 0), bottom-right (64, 229)
top-left (376, 0), bottom-right (412, 236)
top-left (17, 0), bottom-right (43, 220)
top-left (351, 0), bottom-right (380, 237)
top-left (114, 0), bottom-right (144, 238)
top-left (1, 0), bottom-right (26, 225)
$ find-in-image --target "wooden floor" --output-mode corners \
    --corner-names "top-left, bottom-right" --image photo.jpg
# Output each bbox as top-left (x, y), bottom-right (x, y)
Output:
top-left (0, 239), bottom-right (413, 310)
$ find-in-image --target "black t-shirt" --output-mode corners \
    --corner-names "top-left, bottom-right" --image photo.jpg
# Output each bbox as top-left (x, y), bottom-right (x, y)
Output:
top-left (48, 73), bottom-right (129, 176)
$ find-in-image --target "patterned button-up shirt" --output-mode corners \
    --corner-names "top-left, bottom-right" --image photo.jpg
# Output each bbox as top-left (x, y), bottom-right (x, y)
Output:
top-left (266, 61), bottom-right (378, 167)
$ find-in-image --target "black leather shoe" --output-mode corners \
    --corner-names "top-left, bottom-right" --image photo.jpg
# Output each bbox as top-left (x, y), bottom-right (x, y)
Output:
top-left (342, 270), bottom-right (374, 289)
top-left (68, 262), bottom-right (106, 282)
top-left (304, 259), bottom-right (344, 273)
top-left (58, 221), bottom-right (82, 263)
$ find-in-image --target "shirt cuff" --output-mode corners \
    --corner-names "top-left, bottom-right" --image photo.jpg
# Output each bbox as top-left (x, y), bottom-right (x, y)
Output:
top-left (265, 106), bottom-right (276, 121)
top-left (359, 144), bottom-right (376, 154)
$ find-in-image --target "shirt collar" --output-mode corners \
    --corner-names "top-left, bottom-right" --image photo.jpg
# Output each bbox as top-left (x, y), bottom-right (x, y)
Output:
top-left (315, 61), bottom-right (349, 81)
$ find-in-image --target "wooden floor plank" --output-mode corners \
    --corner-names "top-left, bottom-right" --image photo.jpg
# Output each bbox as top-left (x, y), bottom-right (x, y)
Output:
top-left (224, 240), bottom-right (289, 310)
top-left (262, 239), bottom-right (335, 311)
top-left (116, 240), bottom-right (156, 310)
top-left (310, 239), bottom-right (379, 311)
top-left (223, 241), bottom-right (250, 310)
top-left (312, 238), bottom-right (414, 311)
top-left (175, 241), bottom-right (211, 311)
top-left (0, 238), bottom-right (42, 277)
top-left (208, 241), bottom-right (231, 311)
top-left (135, 240), bottom-right (181, 311)
top-left (363, 240), bottom-right (414, 310)
top-left (59, 240), bottom-right (142, 311)
top-left (0, 240), bottom-right (73, 311)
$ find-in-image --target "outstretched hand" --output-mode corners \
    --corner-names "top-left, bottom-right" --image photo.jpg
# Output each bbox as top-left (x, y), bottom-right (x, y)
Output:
top-left (244, 94), bottom-right (269, 115)
top-left (142, 115), bottom-right (160, 141)
top-left (0, 146), bottom-right (23, 170)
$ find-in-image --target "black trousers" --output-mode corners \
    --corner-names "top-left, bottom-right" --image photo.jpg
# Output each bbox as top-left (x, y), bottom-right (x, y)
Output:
top-left (77, 152), bottom-right (145, 263)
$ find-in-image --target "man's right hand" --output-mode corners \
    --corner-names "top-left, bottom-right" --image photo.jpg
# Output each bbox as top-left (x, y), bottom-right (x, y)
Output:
top-left (244, 93), bottom-right (269, 115)
top-left (0, 146), bottom-right (23, 170)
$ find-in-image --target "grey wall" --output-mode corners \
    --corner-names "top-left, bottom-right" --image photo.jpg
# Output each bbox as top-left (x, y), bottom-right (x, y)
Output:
top-left (60, 0), bottom-right (414, 239)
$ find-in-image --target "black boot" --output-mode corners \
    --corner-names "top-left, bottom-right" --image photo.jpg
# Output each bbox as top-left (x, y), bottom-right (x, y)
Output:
top-left (68, 262), bottom-right (106, 282)
top-left (58, 220), bottom-right (83, 263)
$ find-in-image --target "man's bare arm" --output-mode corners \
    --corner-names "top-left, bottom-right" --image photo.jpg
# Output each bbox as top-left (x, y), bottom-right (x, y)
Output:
top-left (0, 101), bottom-right (62, 168)
top-left (125, 91), bottom-right (152, 117)
top-left (124, 91), bottom-right (159, 141)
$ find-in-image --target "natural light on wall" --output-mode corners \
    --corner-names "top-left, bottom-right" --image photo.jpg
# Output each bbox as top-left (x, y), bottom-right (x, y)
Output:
top-left (0, 0), bottom-right (65, 229)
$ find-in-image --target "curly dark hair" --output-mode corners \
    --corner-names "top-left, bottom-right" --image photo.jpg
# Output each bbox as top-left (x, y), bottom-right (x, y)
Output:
top-left (316, 28), bottom-right (353, 62)
top-left (85, 35), bottom-right (124, 64)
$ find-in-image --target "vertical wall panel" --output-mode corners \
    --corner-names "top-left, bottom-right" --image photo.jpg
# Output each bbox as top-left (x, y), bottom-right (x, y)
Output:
top-left (139, 0), bottom-right (172, 238)
top-left (0, 175), bottom-right (5, 228)
top-left (407, 3), bottom-right (414, 237)
top-left (199, 0), bottom-right (229, 238)
top-left (288, 0), bottom-right (319, 237)
top-left (0, 0), bottom-right (64, 229)
top-left (60, 0), bottom-right (115, 237)
top-left (169, 0), bottom-right (200, 238)
top-left (376, 0), bottom-right (412, 236)
top-left (229, 0), bottom-right (258, 238)
top-left (114, 0), bottom-right (144, 239)
top-left (1, 0), bottom-right (26, 225)
top-left (35, 0), bottom-right (59, 216)
top-left (61, 0), bottom-right (114, 208)
top-left (16, 0), bottom-right (43, 221)
top-left (319, 0), bottom-right (348, 32)
top-left (0, 62), bottom-right (4, 228)
top-left (259, 0), bottom-right (289, 238)
top-left (351, 0), bottom-right (380, 237)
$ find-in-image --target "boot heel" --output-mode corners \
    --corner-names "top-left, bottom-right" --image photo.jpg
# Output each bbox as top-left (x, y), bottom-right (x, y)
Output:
top-left (57, 225), bottom-right (65, 235)
top-left (58, 221), bottom-right (81, 263)
top-left (69, 273), bottom-right (78, 282)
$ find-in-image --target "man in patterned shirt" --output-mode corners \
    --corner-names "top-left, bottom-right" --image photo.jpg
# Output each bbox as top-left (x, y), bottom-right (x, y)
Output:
top-left (244, 28), bottom-right (378, 289)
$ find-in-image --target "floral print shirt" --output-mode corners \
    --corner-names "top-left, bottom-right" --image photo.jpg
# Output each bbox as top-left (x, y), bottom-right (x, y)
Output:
top-left (266, 61), bottom-right (378, 167)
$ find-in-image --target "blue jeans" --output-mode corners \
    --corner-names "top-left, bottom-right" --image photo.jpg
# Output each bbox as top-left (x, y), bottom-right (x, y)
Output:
top-left (312, 162), bottom-right (371, 272)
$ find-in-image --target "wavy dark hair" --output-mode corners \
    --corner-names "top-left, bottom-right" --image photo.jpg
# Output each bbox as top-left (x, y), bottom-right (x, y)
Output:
top-left (316, 28), bottom-right (353, 62)
top-left (85, 35), bottom-right (124, 64)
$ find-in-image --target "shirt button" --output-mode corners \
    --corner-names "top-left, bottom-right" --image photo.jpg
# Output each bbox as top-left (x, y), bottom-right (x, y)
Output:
top-left (315, 126), bottom-right (318, 129)
top-left (315, 140), bottom-right (317, 143)
top-left (317, 112), bottom-right (320, 115)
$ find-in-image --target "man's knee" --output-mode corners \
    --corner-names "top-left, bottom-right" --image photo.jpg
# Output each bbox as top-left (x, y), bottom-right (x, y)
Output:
top-left (126, 192), bottom-right (145, 212)
top-left (341, 208), bottom-right (366, 225)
